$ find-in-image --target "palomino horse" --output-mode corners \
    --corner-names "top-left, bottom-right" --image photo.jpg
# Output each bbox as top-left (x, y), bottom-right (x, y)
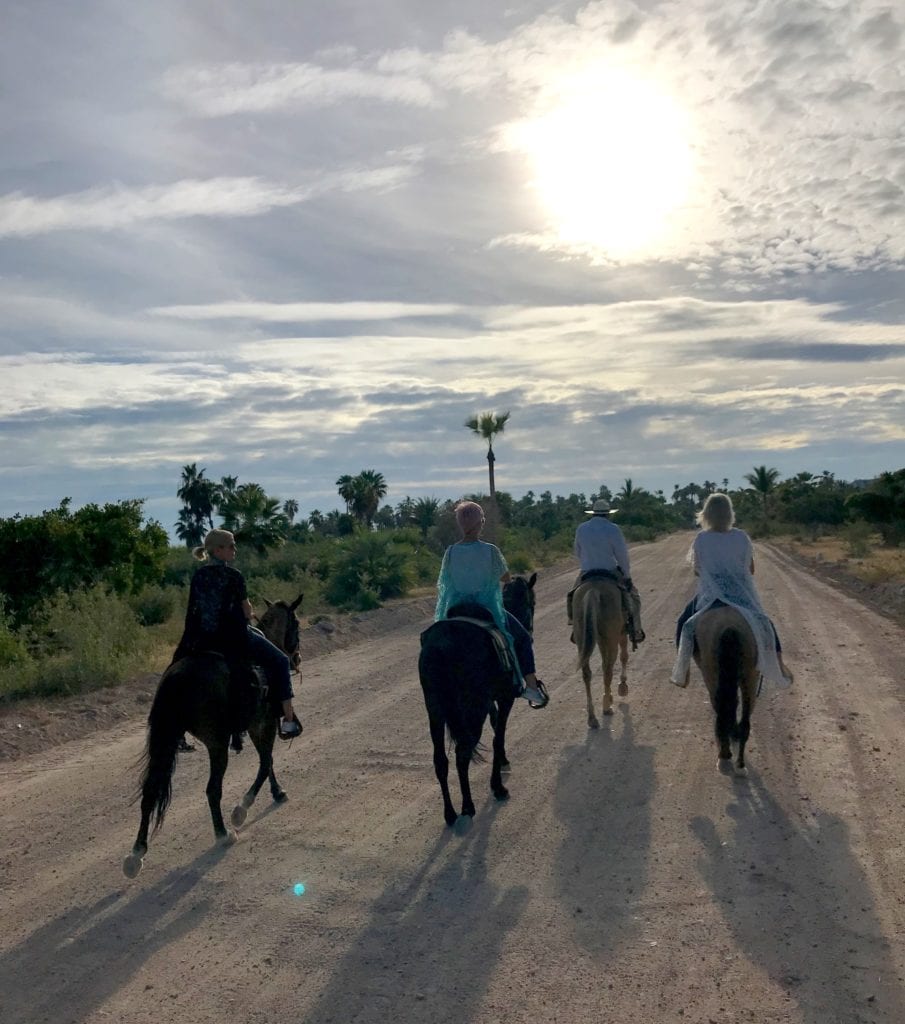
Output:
top-left (123, 594), bottom-right (303, 878)
top-left (573, 578), bottom-right (629, 728)
top-left (419, 604), bottom-right (516, 830)
top-left (693, 605), bottom-right (759, 776)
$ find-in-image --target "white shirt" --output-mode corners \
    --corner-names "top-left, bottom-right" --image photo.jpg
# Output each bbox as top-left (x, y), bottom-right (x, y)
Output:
top-left (690, 527), bottom-right (753, 578)
top-left (574, 515), bottom-right (631, 575)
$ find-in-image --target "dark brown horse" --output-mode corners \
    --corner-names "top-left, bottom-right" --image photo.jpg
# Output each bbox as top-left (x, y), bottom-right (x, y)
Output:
top-left (573, 578), bottom-right (629, 728)
top-left (693, 605), bottom-right (759, 776)
top-left (123, 594), bottom-right (303, 878)
top-left (419, 604), bottom-right (516, 831)
top-left (502, 572), bottom-right (537, 634)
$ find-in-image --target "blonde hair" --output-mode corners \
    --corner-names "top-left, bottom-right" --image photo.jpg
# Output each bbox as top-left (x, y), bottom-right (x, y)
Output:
top-left (454, 500), bottom-right (484, 535)
top-left (192, 528), bottom-right (236, 561)
top-left (697, 493), bottom-right (735, 531)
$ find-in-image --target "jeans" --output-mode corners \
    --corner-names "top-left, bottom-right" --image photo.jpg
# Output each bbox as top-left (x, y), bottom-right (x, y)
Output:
top-left (505, 610), bottom-right (536, 676)
top-left (248, 630), bottom-right (294, 702)
top-left (675, 598), bottom-right (781, 652)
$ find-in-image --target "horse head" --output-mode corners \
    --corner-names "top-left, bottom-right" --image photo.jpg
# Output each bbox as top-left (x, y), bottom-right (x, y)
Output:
top-left (503, 572), bottom-right (537, 635)
top-left (260, 594), bottom-right (303, 671)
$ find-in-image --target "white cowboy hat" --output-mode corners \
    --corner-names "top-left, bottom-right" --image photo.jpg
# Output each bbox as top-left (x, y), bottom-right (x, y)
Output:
top-left (585, 499), bottom-right (619, 515)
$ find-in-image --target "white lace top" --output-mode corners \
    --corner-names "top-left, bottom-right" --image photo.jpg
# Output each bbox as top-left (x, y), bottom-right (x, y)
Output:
top-left (670, 528), bottom-right (789, 689)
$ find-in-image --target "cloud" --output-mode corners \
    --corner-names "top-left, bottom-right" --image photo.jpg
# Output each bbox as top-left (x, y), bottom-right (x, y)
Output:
top-left (0, 163), bottom-right (417, 238)
top-left (148, 301), bottom-right (469, 322)
top-left (163, 62), bottom-right (439, 116)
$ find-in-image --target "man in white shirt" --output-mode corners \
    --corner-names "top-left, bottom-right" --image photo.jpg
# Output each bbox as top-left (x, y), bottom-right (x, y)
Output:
top-left (568, 499), bottom-right (645, 647)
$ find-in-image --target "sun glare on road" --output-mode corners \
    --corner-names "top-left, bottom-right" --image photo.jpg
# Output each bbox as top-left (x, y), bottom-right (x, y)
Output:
top-left (508, 67), bottom-right (695, 258)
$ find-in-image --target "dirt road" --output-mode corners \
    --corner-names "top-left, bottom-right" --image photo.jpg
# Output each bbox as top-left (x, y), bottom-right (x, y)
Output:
top-left (2, 532), bottom-right (904, 1024)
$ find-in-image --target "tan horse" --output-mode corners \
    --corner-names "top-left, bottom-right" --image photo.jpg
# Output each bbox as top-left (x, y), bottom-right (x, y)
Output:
top-left (573, 578), bottom-right (629, 728)
top-left (693, 605), bottom-right (759, 775)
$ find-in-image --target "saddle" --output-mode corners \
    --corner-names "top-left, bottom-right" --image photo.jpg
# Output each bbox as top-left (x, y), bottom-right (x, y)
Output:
top-left (576, 570), bottom-right (645, 651)
top-left (420, 603), bottom-right (516, 678)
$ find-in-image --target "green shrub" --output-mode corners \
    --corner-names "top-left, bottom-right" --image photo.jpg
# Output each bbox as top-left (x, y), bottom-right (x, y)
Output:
top-left (128, 584), bottom-right (183, 626)
top-left (841, 521), bottom-right (873, 558)
top-left (325, 532), bottom-right (412, 610)
top-left (1, 586), bottom-right (151, 700)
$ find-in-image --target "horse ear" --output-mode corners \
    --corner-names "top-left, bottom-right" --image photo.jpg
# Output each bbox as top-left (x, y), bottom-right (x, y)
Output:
top-left (528, 572), bottom-right (538, 588)
top-left (263, 598), bottom-right (273, 608)
top-left (290, 593), bottom-right (304, 612)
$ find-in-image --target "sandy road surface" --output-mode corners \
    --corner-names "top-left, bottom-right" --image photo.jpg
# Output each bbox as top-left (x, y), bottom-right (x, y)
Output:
top-left (2, 532), bottom-right (904, 1024)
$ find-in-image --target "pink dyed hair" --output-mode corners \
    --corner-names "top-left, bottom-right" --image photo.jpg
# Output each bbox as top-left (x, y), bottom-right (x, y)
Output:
top-left (455, 500), bottom-right (484, 533)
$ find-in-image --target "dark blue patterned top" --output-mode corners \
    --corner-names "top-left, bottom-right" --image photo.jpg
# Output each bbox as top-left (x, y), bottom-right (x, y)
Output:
top-left (178, 560), bottom-right (250, 659)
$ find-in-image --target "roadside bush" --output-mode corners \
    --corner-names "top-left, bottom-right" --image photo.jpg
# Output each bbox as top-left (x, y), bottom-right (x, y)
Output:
top-left (128, 584), bottom-right (183, 626)
top-left (5, 586), bottom-right (152, 700)
top-left (841, 521), bottom-right (873, 558)
top-left (325, 532), bottom-right (412, 610)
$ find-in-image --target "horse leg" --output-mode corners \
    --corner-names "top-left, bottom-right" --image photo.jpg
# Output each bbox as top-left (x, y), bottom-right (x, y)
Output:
top-left (231, 719), bottom-right (282, 827)
top-left (429, 717), bottom-right (457, 827)
top-left (123, 789), bottom-right (155, 879)
top-left (617, 633), bottom-right (629, 697)
top-left (205, 740), bottom-right (237, 845)
top-left (489, 702), bottom-right (509, 769)
top-left (582, 661), bottom-right (598, 729)
top-left (735, 681), bottom-right (754, 776)
top-left (490, 697), bottom-right (512, 801)
top-left (455, 742), bottom-right (476, 819)
top-left (601, 650), bottom-right (614, 716)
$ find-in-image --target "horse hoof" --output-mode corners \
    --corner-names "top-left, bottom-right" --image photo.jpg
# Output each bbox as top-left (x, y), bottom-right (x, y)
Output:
top-left (617, 682), bottom-right (628, 697)
top-left (588, 717), bottom-right (599, 730)
top-left (273, 790), bottom-right (288, 804)
top-left (734, 765), bottom-right (749, 778)
top-left (717, 758), bottom-right (734, 774)
top-left (494, 786), bottom-right (510, 802)
top-left (231, 805), bottom-right (248, 827)
top-left (453, 814), bottom-right (474, 836)
top-left (603, 706), bottom-right (615, 717)
top-left (122, 854), bottom-right (143, 879)
top-left (219, 829), bottom-right (239, 847)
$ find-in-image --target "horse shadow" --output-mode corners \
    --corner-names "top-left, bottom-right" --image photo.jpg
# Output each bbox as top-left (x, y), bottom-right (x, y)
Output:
top-left (553, 704), bottom-right (656, 958)
top-left (299, 811), bottom-right (529, 1024)
top-left (691, 775), bottom-right (904, 1021)
top-left (0, 846), bottom-right (227, 1024)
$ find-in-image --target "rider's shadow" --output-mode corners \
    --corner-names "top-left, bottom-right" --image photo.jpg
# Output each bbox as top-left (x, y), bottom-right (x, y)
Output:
top-left (0, 846), bottom-right (227, 1024)
top-left (691, 778), bottom-right (904, 1022)
top-left (553, 705), bottom-right (655, 958)
top-left (299, 815), bottom-right (529, 1024)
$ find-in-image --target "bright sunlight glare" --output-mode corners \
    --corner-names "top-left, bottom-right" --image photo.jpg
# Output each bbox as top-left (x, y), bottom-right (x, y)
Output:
top-left (508, 68), bottom-right (695, 258)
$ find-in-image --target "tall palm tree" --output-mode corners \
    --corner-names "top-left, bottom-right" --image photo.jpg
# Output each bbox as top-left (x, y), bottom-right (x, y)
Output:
top-left (219, 483), bottom-right (289, 553)
top-left (176, 463), bottom-right (217, 545)
top-left (282, 498), bottom-right (299, 524)
top-left (336, 474), bottom-right (356, 513)
top-left (352, 469), bottom-right (388, 528)
top-left (465, 411), bottom-right (510, 498)
top-left (744, 465), bottom-right (781, 517)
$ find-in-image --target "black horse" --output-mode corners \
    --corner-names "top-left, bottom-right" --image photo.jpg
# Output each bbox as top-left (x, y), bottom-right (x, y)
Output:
top-left (503, 571), bottom-right (537, 634)
top-left (123, 595), bottom-right (303, 878)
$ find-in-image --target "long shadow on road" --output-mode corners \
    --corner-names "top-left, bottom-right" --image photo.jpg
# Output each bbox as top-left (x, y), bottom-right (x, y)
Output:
top-left (300, 811), bottom-right (529, 1024)
top-left (0, 845), bottom-right (228, 1024)
top-left (553, 705), bottom-right (656, 958)
top-left (692, 774), bottom-right (904, 1023)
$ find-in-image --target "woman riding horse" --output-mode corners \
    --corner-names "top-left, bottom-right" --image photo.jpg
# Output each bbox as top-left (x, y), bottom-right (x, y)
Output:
top-left (435, 501), bottom-right (549, 709)
top-left (670, 493), bottom-right (794, 689)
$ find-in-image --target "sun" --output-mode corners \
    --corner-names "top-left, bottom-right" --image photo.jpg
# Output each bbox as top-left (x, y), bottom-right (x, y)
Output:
top-left (507, 68), bottom-right (695, 258)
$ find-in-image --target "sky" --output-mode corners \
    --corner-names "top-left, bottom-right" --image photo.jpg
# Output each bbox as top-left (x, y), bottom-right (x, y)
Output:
top-left (2, 0), bottom-right (903, 533)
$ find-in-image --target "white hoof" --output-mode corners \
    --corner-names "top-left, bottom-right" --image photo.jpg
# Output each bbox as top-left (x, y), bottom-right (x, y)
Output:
top-left (122, 854), bottom-right (143, 879)
top-left (231, 804), bottom-right (248, 827)
top-left (219, 829), bottom-right (239, 847)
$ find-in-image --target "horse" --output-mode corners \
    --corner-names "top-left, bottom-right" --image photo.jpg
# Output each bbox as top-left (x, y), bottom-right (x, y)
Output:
top-left (502, 572), bottom-right (537, 634)
top-left (693, 605), bottom-right (759, 776)
top-left (123, 594), bottom-right (304, 878)
top-left (573, 578), bottom-right (629, 728)
top-left (418, 603), bottom-right (516, 830)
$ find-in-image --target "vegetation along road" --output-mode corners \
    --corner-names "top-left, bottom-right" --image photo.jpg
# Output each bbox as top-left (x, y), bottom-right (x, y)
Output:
top-left (2, 532), bottom-right (904, 1024)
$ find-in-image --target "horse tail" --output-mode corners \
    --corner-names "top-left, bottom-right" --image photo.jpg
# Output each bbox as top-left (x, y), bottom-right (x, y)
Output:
top-left (714, 628), bottom-right (743, 744)
top-left (575, 588), bottom-right (599, 669)
top-left (134, 666), bottom-right (185, 832)
top-left (442, 672), bottom-right (485, 764)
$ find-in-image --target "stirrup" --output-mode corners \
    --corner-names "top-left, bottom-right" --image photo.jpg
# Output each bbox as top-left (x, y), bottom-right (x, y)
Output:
top-left (527, 681), bottom-right (550, 709)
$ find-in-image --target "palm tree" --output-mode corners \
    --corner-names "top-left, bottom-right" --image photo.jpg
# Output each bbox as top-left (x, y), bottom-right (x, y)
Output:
top-left (282, 498), bottom-right (299, 524)
top-left (744, 465), bottom-right (781, 517)
top-left (219, 483), bottom-right (289, 553)
top-left (412, 496), bottom-right (440, 537)
top-left (176, 463), bottom-right (218, 546)
top-left (351, 469), bottom-right (388, 528)
top-left (465, 411), bottom-right (510, 498)
top-left (336, 474), bottom-right (356, 514)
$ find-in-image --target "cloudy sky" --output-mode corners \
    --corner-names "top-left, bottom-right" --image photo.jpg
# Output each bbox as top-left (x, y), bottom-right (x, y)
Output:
top-left (2, 0), bottom-right (903, 531)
